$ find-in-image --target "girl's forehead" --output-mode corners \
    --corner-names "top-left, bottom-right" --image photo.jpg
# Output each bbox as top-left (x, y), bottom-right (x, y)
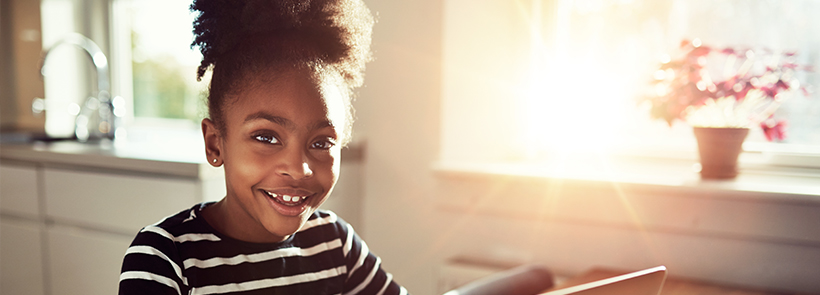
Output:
top-left (225, 68), bottom-right (349, 131)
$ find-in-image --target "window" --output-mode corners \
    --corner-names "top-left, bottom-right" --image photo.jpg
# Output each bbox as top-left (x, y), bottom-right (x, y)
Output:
top-left (113, 0), bottom-right (207, 129)
top-left (441, 0), bottom-right (820, 168)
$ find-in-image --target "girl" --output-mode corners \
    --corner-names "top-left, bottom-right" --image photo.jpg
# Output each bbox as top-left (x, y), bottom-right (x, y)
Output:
top-left (118, 0), bottom-right (408, 294)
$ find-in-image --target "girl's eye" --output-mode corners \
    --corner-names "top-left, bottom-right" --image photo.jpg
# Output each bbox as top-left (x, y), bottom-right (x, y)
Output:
top-left (311, 139), bottom-right (336, 150)
top-left (254, 134), bottom-right (280, 144)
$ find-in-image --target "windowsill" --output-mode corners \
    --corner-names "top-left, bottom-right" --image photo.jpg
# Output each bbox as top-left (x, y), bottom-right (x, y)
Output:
top-left (433, 155), bottom-right (820, 205)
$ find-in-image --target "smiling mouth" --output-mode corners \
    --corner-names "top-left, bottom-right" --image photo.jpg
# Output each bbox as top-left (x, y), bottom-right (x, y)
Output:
top-left (262, 190), bottom-right (310, 207)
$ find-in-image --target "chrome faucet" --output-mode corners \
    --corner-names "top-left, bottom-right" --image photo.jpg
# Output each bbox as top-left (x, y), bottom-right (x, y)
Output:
top-left (36, 33), bottom-right (122, 141)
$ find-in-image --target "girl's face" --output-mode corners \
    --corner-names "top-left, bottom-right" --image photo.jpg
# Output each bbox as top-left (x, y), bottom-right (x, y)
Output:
top-left (203, 67), bottom-right (347, 243)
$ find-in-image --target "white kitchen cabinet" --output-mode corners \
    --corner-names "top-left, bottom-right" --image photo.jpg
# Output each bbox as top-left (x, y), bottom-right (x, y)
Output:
top-left (1, 143), bottom-right (226, 295)
top-left (0, 217), bottom-right (45, 295)
top-left (0, 163), bottom-right (44, 295)
top-left (43, 168), bottom-right (200, 234)
top-left (47, 224), bottom-right (134, 295)
top-left (40, 167), bottom-right (213, 295)
top-left (0, 164), bottom-right (40, 218)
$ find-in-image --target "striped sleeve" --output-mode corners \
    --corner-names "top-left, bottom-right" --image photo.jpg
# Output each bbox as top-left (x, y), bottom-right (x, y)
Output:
top-left (339, 220), bottom-right (407, 295)
top-left (119, 225), bottom-right (186, 295)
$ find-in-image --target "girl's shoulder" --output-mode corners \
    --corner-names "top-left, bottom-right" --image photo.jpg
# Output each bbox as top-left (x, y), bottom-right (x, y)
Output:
top-left (135, 202), bottom-right (219, 242)
top-left (154, 202), bottom-right (210, 227)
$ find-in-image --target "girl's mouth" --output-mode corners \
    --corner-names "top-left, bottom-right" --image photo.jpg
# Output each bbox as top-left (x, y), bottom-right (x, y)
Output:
top-left (263, 190), bottom-right (310, 207)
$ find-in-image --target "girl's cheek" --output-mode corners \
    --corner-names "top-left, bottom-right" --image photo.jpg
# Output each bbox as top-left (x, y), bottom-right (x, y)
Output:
top-left (310, 151), bottom-right (334, 163)
top-left (230, 152), bottom-right (270, 183)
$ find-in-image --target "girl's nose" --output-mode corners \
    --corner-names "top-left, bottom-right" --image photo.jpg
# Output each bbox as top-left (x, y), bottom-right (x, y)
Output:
top-left (276, 147), bottom-right (314, 180)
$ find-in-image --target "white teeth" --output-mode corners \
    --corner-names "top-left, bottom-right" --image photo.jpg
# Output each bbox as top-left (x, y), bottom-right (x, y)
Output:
top-left (264, 191), bottom-right (309, 204)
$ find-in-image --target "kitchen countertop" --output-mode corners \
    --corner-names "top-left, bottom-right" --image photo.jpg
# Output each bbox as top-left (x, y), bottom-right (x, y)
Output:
top-left (0, 139), bottom-right (216, 178)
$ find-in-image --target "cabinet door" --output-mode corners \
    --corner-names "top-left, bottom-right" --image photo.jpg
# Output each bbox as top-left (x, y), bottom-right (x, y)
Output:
top-left (0, 217), bottom-right (45, 295)
top-left (44, 168), bottom-right (198, 234)
top-left (0, 164), bottom-right (40, 218)
top-left (47, 224), bottom-right (133, 295)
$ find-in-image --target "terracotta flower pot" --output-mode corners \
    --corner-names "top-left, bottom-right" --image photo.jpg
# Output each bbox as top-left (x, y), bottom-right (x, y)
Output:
top-left (692, 127), bottom-right (750, 179)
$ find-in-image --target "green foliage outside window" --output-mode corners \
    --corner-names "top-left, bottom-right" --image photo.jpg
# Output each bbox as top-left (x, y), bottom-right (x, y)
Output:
top-left (131, 31), bottom-right (204, 122)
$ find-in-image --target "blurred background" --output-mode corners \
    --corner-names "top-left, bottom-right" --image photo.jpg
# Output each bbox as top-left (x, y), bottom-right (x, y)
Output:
top-left (2, 0), bottom-right (820, 294)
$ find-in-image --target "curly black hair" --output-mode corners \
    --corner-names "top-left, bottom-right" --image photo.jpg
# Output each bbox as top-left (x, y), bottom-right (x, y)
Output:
top-left (190, 0), bottom-right (374, 141)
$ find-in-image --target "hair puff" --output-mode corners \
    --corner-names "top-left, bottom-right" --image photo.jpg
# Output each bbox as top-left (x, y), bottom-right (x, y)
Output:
top-left (190, 0), bottom-right (374, 88)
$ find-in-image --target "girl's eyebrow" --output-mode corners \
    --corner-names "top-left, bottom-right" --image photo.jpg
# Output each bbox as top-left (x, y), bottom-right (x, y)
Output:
top-left (310, 120), bottom-right (335, 131)
top-left (245, 111), bottom-right (335, 131)
top-left (244, 111), bottom-right (293, 130)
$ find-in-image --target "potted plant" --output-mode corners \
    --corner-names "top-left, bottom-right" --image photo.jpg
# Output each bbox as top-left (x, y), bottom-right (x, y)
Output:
top-left (646, 39), bottom-right (811, 179)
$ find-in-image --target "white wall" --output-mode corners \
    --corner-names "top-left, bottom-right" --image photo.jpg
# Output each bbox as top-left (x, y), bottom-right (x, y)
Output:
top-left (356, 0), bottom-right (444, 294)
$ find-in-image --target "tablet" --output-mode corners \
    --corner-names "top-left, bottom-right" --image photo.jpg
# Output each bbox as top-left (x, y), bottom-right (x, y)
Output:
top-left (539, 266), bottom-right (667, 295)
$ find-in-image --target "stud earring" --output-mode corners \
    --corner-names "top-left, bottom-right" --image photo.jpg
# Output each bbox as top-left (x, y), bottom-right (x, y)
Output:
top-left (212, 158), bottom-right (218, 164)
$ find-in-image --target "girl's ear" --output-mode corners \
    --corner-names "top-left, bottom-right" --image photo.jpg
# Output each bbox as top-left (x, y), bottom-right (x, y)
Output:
top-left (202, 118), bottom-right (224, 167)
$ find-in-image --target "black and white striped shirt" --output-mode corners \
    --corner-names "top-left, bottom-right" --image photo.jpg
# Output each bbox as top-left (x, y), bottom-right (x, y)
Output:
top-left (119, 203), bottom-right (408, 295)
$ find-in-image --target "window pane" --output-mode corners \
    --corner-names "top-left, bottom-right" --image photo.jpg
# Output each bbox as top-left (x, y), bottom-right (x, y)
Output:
top-left (441, 0), bottom-right (820, 164)
top-left (539, 0), bottom-right (820, 146)
top-left (127, 0), bottom-right (205, 123)
top-left (655, 0), bottom-right (820, 147)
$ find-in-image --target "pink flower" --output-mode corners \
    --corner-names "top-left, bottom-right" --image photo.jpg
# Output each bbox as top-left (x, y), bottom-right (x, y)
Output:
top-left (775, 80), bottom-right (790, 91)
top-left (761, 119), bottom-right (788, 142)
top-left (688, 46), bottom-right (711, 57)
top-left (733, 81), bottom-right (753, 100)
top-left (646, 39), bottom-right (811, 142)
